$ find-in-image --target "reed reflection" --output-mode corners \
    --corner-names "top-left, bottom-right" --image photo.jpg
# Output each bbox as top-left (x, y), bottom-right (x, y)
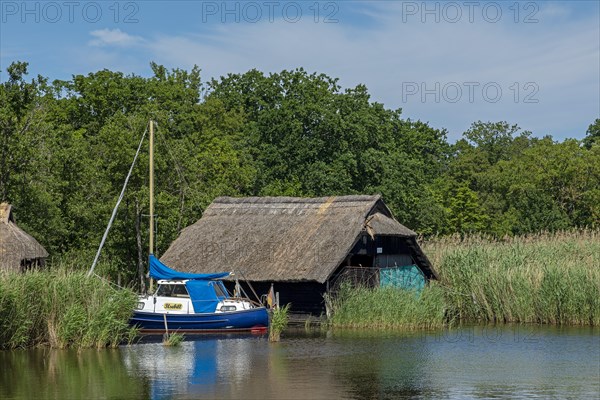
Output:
top-left (0, 347), bottom-right (148, 399)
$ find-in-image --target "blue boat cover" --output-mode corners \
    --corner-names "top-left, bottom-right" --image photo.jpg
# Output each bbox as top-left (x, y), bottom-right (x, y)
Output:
top-left (149, 255), bottom-right (229, 281)
top-left (185, 280), bottom-right (228, 313)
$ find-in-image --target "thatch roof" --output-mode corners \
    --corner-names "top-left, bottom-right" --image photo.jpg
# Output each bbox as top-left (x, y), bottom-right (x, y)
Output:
top-left (161, 195), bottom-right (437, 283)
top-left (0, 203), bottom-right (49, 272)
top-left (365, 212), bottom-right (416, 237)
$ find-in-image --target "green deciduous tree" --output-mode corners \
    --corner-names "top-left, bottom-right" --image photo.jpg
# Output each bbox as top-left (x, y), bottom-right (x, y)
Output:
top-left (583, 118), bottom-right (600, 149)
top-left (1, 61), bottom-right (597, 288)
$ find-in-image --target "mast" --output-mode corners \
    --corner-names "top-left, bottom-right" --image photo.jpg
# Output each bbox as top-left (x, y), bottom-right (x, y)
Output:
top-left (149, 120), bottom-right (154, 256)
top-left (149, 120), bottom-right (154, 292)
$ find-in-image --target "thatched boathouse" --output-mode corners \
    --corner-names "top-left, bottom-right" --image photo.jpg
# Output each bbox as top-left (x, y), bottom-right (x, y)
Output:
top-left (161, 195), bottom-right (437, 314)
top-left (0, 203), bottom-right (48, 272)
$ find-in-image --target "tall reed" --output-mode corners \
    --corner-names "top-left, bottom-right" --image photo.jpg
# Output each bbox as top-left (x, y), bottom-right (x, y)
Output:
top-left (0, 268), bottom-right (138, 349)
top-left (328, 282), bottom-right (446, 329)
top-left (424, 229), bottom-right (600, 326)
top-left (269, 304), bottom-right (290, 342)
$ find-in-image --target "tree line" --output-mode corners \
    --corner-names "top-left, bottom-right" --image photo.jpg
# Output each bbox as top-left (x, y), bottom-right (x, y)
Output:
top-left (1, 61), bottom-right (598, 283)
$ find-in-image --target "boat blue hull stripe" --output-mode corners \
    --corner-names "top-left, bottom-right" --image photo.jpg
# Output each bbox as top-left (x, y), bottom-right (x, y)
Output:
top-left (130, 307), bottom-right (269, 332)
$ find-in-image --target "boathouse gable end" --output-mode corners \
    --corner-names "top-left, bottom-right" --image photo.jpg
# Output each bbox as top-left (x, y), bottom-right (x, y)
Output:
top-left (160, 196), bottom-right (437, 314)
top-left (0, 203), bottom-right (49, 273)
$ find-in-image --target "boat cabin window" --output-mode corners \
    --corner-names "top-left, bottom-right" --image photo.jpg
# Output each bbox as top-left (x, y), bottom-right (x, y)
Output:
top-left (156, 284), bottom-right (190, 298)
top-left (212, 282), bottom-right (227, 298)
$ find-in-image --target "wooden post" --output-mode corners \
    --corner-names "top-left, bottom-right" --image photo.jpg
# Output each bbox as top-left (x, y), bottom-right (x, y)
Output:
top-left (163, 313), bottom-right (169, 342)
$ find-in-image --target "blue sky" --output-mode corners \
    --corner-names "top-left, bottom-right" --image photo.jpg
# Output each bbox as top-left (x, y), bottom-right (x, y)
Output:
top-left (1, 1), bottom-right (599, 141)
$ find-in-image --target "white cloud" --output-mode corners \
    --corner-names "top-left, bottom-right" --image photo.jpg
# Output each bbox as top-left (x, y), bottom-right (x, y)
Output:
top-left (536, 2), bottom-right (573, 20)
top-left (88, 29), bottom-right (144, 47)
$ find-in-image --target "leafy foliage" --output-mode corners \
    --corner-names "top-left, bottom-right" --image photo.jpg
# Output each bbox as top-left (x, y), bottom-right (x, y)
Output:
top-left (1, 61), bottom-right (598, 288)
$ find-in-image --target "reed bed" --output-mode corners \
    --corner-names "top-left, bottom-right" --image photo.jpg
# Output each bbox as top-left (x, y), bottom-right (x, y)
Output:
top-left (0, 268), bottom-right (138, 349)
top-left (329, 230), bottom-right (599, 329)
top-left (327, 283), bottom-right (446, 329)
top-left (425, 229), bottom-right (600, 326)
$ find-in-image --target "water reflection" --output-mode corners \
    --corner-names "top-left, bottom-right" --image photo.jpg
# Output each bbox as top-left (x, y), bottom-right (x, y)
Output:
top-left (122, 335), bottom-right (269, 399)
top-left (119, 326), bottom-right (599, 400)
top-left (0, 347), bottom-right (148, 399)
top-left (1, 326), bottom-right (598, 400)
top-left (325, 330), bottom-right (433, 399)
top-left (122, 334), bottom-right (348, 399)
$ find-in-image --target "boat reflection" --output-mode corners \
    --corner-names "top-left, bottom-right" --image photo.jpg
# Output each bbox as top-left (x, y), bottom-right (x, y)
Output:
top-left (122, 335), bottom-right (267, 399)
top-left (121, 333), bottom-right (353, 399)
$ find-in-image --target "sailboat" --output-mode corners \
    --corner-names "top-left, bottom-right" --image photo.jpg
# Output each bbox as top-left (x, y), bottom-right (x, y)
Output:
top-left (131, 255), bottom-right (269, 333)
top-left (88, 120), bottom-right (268, 334)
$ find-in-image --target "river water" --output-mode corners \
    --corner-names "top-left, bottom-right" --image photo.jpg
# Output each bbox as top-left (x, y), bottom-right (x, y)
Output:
top-left (1, 325), bottom-right (598, 399)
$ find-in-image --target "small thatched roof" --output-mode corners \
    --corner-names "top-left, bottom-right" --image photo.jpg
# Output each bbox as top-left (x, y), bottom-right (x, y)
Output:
top-left (161, 195), bottom-right (437, 283)
top-left (365, 212), bottom-right (416, 237)
top-left (0, 203), bottom-right (49, 272)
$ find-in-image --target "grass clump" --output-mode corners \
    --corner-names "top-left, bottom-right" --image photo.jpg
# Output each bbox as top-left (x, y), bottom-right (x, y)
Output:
top-left (0, 268), bottom-right (138, 349)
top-left (163, 332), bottom-right (185, 346)
top-left (269, 304), bottom-right (290, 342)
